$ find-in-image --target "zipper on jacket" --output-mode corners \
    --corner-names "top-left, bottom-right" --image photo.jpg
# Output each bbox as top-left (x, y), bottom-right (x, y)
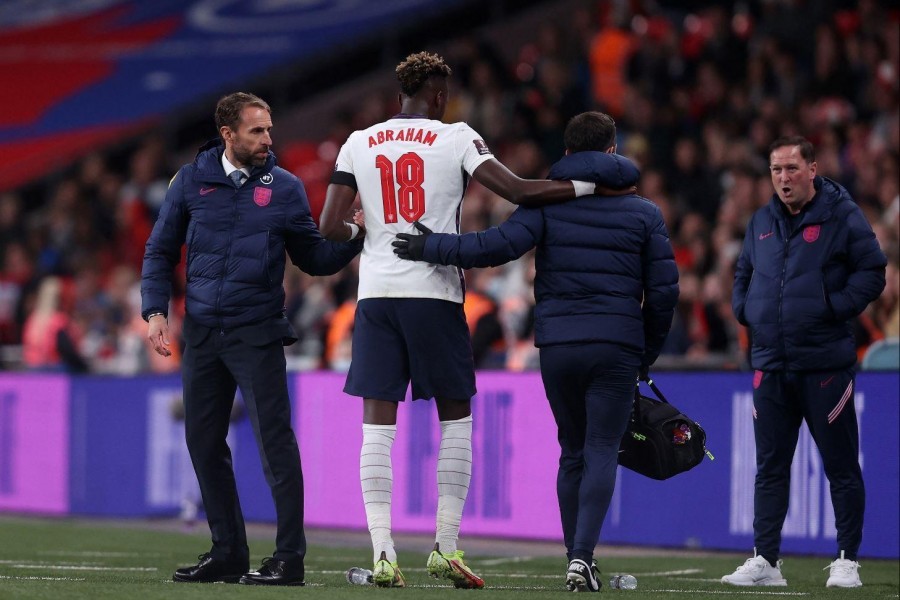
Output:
top-left (778, 225), bottom-right (790, 370)
top-left (215, 189), bottom-right (241, 329)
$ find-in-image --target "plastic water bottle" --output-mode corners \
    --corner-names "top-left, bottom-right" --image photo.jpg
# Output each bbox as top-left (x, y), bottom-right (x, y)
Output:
top-left (609, 574), bottom-right (638, 590)
top-left (346, 567), bottom-right (374, 585)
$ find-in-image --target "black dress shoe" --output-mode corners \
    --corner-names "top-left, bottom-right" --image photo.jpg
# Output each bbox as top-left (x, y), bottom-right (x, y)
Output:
top-left (239, 557), bottom-right (305, 586)
top-left (173, 553), bottom-right (248, 583)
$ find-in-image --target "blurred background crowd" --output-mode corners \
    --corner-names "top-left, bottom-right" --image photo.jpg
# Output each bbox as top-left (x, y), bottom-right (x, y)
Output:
top-left (0, 0), bottom-right (897, 375)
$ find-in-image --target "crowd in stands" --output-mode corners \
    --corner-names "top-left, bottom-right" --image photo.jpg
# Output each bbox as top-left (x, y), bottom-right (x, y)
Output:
top-left (1, 0), bottom-right (897, 374)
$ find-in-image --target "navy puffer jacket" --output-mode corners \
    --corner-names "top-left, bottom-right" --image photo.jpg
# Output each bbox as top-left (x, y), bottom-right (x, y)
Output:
top-left (142, 141), bottom-right (361, 329)
top-left (732, 176), bottom-right (886, 371)
top-left (421, 152), bottom-right (679, 368)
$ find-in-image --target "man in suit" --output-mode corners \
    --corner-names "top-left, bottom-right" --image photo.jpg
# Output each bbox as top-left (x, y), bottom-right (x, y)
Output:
top-left (141, 92), bottom-right (362, 586)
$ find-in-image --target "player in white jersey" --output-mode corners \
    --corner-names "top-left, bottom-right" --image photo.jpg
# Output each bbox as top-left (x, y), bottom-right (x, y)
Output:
top-left (334, 116), bottom-right (491, 304)
top-left (318, 51), bottom-right (601, 589)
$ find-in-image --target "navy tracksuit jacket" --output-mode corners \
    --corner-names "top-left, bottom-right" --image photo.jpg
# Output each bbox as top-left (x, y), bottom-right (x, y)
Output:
top-left (420, 151), bottom-right (679, 562)
top-left (733, 175), bottom-right (886, 561)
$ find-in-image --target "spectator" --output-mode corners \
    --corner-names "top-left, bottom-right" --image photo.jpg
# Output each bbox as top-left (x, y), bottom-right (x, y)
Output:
top-left (22, 276), bottom-right (88, 373)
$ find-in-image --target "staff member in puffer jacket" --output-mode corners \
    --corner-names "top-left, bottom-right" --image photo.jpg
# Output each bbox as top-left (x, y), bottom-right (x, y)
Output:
top-left (722, 136), bottom-right (886, 589)
top-left (392, 111), bottom-right (679, 592)
top-left (141, 92), bottom-right (362, 587)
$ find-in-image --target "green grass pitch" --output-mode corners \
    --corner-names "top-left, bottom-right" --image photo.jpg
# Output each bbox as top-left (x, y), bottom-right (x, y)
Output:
top-left (0, 515), bottom-right (897, 599)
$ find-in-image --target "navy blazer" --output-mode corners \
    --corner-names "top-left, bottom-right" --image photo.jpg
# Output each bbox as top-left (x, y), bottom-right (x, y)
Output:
top-left (733, 176), bottom-right (886, 371)
top-left (421, 152), bottom-right (679, 368)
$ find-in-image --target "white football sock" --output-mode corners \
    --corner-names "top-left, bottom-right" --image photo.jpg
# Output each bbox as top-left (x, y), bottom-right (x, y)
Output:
top-left (435, 414), bottom-right (473, 555)
top-left (361, 423), bottom-right (397, 564)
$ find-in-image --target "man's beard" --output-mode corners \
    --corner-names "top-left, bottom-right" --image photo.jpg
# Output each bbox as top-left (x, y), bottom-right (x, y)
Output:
top-left (234, 146), bottom-right (267, 167)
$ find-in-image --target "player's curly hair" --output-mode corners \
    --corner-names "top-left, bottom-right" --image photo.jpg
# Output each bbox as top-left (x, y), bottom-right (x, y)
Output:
top-left (395, 51), bottom-right (452, 97)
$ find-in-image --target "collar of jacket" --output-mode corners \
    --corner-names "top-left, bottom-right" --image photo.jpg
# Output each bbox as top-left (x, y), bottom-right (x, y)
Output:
top-left (547, 151), bottom-right (640, 189)
top-left (767, 175), bottom-right (847, 226)
top-left (192, 138), bottom-right (277, 185)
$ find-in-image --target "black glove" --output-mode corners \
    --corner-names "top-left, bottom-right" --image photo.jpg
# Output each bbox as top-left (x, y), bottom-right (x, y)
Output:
top-left (392, 221), bottom-right (433, 261)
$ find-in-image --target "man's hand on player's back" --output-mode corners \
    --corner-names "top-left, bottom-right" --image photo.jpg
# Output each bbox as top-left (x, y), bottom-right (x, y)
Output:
top-left (392, 221), bottom-right (433, 261)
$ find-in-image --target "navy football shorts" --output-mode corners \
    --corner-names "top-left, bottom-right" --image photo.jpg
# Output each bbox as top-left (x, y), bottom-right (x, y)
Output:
top-left (343, 298), bottom-right (476, 402)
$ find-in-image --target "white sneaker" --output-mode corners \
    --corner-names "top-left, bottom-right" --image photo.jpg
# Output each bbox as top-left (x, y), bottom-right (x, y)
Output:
top-left (825, 551), bottom-right (862, 588)
top-left (721, 552), bottom-right (787, 586)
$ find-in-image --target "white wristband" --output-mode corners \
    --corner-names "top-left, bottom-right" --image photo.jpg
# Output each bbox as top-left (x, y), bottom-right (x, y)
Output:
top-left (345, 222), bottom-right (360, 240)
top-left (572, 180), bottom-right (594, 197)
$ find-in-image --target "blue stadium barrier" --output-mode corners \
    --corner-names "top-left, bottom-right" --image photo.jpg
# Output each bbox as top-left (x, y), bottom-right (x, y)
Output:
top-left (0, 371), bottom-right (897, 558)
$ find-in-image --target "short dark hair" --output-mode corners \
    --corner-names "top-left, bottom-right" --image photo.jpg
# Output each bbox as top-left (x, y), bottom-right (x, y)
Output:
top-left (769, 135), bottom-right (816, 163)
top-left (215, 92), bottom-right (271, 134)
top-left (564, 112), bottom-right (616, 153)
top-left (396, 51), bottom-right (452, 97)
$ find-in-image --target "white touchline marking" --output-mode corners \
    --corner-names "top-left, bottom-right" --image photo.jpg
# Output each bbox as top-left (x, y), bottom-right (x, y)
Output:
top-left (479, 556), bottom-right (536, 566)
top-left (653, 590), bottom-right (808, 596)
top-left (477, 585), bottom-right (557, 591)
top-left (9, 564), bottom-right (158, 572)
top-left (0, 575), bottom-right (87, 581)
top-left (407, 583), bottom-right (547, 591)
top-left (637, 568), bottom-right (704, 576)
top-left (37, 550), bottom-right (159, 558)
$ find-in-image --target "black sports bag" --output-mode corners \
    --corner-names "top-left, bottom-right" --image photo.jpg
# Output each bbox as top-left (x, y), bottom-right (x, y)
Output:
top-left (618, 377), bottom-right (713, 480)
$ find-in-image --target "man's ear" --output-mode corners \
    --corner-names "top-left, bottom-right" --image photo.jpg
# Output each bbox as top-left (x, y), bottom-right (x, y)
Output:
top-left (565, 148), bottom-right (571, 156)
top-left (606, 144), bottom-right (617, 154)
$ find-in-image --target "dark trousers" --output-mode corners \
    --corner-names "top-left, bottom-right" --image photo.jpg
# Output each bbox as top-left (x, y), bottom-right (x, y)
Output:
top-left (539, 342), bottom-right (640, 562)
top-left (182, 324), bottom-right (306, 563)
top-left (753, 368), bottom-right (864, 562)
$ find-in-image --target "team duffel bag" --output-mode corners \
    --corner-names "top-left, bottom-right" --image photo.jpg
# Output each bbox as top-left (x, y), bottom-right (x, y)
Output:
top-left (618, 376), bottom-right (714, 480)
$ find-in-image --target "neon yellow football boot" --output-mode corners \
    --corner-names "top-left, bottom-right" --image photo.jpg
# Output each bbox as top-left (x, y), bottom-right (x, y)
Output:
top-left (372, 551), bottom-right (406, 588)
top-left (426, 543), bottom-right (485, 589)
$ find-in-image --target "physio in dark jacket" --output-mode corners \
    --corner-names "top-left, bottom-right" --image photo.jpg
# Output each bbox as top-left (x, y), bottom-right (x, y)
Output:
top-left (141, 93), bottom-right (361, 587)
top-left (393, 112), bottom-right (678, 591)
top-left (722, 136), bottom-right (885, 588)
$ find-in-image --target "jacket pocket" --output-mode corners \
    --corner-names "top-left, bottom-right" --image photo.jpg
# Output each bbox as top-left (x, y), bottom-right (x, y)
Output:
top-left (743, 270), bottom-right (775, 325)
top-left (821, 278), bottom-right (836, 322)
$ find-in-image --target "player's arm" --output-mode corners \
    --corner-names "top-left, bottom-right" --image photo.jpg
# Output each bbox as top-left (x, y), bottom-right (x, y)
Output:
top-left (319, 177), bottom-right (361, 242)
top-left (471, 159), bottom-right (591, 207)
top-left (471, 159), bottom-right (636, 207)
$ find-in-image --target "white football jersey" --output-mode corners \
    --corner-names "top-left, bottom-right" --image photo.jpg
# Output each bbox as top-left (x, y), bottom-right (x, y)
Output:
top-left (334, 115), bottom-right (494, 303)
